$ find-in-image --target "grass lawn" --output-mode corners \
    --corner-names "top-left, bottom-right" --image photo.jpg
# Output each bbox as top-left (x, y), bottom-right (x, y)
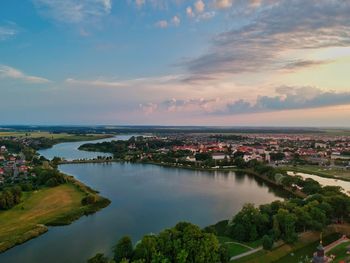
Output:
top-left (233, 232), bottom-right (341, 263)
top-left (217, 236), bottom-right (252, 257)
top-left (274, 233), bottom-right (341, 263)
top-left (0, 184), bottom-right (86, 252)
top-left (327, 241), bottom-right (350, 262)
top-left (226, 243), bottom-right (251, 257)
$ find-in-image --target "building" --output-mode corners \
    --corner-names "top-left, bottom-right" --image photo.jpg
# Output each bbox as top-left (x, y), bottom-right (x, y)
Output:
top-left (0, 145), bottom-right (7, 153)
top-left (212, 153), bottom-right (227, 160)
top-left (312, 242), bottom-right (329, 263)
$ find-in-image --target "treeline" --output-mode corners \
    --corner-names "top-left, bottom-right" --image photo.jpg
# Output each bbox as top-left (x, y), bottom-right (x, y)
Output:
top-left (0, 186), bottom-right (22, 210)
top-left (206, 185), bottom-right (350, 249)
top-left (0, 139), bottom-right (24, 153)
top-left (209, 134), bottom-right (248, 141)
top-left (31, 167), bottom-right (67, 187)
top-left (79, 136), bottom-right (184, 159)
top-left (88, 222), bottom-right (229, 263)
top-left (2, 125), bottom-right (325, 135)
top-left (0, 167), bottom-right (66, 210)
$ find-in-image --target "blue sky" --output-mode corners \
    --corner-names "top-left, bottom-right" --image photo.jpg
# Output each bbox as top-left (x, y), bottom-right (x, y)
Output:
top-left (1, 0), bottom-right (350, 126)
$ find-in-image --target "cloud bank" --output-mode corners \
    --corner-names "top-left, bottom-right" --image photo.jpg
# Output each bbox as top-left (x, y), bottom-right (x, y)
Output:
top-left (184, 0), bottom-right (350, 81)
top-left (0, 65), bottom-right (50, 84)
top-left (32, 0), bottom-right (112, 24)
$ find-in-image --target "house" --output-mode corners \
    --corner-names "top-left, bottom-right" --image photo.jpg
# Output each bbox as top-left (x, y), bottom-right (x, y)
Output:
top-left (315, 142), bottom-right (328, 149)
top-left (212, 153), bottom-right (227, 160)
top-left (0, 146), bottom-right (7, 153)
top-left (265, 152), bottom-right (271, 163)
top-left (186, 156), bottom-right (196, 162)
top-left (19, 165), bottom-right (28, 173)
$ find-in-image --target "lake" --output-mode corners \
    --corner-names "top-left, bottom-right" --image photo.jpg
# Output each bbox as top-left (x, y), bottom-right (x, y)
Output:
top-left (0, 135), bottom-right (286, 263)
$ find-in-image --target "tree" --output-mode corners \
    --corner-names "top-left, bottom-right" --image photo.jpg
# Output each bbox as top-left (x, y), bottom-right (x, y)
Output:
top-left (82, 194), bottom-right (97, 205)
top-left (114, 236), bottom-right (133, 263)
top-left (195, 152), bottom-right (212, 162)
top-left (230, 204), bottom-right (267, 242)
top-left (219, 244), bottom-right (230, 263)
top-left (133, 235), bottom-right (157, 263)
top-left (88, 253), bottom-right (109, 263)
top-left (276, 209), bottom-right (297, 244)
top-left (262, 235), bottom-right (273, 250)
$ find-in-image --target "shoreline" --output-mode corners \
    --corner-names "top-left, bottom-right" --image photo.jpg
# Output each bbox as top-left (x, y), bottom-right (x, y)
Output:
top-left (0, 175), bottom-right (111, 254)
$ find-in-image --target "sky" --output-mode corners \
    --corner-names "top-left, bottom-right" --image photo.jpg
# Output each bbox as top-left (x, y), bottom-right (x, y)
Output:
top-left (0, 0), bottom-right (350, 126)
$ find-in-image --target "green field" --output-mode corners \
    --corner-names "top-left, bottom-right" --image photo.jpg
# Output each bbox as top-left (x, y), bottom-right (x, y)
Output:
top-left (326, 241), bottom-right (350, 262)
top-left (232, 231), bottom-right (344, 263)
top-left (217, 236), bottom-right (252, 257)
top-left (0, 183), bottom-right (109, 253)
top-left (0, 131), bottom-right (112, 141)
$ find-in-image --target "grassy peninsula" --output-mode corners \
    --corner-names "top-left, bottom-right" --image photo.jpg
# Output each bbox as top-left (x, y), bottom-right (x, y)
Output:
top-left (0, 133), bottom-right (111, 253)
top-left (0, 178), bottom-right (110, 253)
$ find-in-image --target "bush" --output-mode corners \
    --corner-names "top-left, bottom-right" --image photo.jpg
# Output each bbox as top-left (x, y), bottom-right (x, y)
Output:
top-left (88, 253), bottom-right (110, 263)
top-left (81, 194), bottom-right (97, 205)
top-left (46, 178), bottom-right (59, 187)
top-left (262, 235), bottom-right (274, 250)
top-left (114, 236), bottom-right (133, 262)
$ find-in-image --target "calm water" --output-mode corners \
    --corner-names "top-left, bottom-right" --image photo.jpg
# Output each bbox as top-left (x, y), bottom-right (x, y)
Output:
top-left (37, 135), bottom-right (137, 161)
top-left (1, 137), bottom-right (286, 263)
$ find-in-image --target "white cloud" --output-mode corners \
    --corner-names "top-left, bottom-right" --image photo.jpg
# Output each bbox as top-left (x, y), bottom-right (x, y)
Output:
top-left (213, 0), bottom-right (233, 9)
top-left (0, 65), bottom-right (50, 84)
top-left (139, 102), bottom-right (158, 114)
top-left (194, 0), bottom-right (205, 13)
top-left (0, 23), bottom-right (18, 41)
top-left (186, 6), bottom-right (194, 17)
top-left (171, 15), bottom-right (181, 26)
top-left (196, 11), bottom-right (216, 21)
top-left (155, 20), bottom-right (168, 28)
top-left (65, 75), bottom-right (183, 88)
top-left (65, 78), bottom-right (124, 87)
top-left (135, 0), bottom-right (145, 8)
top-left (32, 0), bottom-right (112, 24)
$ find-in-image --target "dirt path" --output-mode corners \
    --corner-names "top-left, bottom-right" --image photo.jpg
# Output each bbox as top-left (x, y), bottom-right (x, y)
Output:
top-left (230, 246), bottom-right (263, 261)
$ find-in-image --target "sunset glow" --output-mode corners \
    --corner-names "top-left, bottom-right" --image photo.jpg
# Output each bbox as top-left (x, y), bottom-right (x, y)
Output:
top-left (1, 0), bottom-right (349, 126)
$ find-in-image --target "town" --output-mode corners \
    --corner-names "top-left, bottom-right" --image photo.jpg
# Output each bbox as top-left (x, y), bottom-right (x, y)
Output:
top-left (0, 145), bottom-right (31, 185)
top-left (78, 133), bottom-right (350, 177)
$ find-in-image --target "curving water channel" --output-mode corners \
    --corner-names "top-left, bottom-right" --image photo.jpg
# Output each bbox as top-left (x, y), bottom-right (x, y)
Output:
top-left (0, 135), bottom-right (287, 263)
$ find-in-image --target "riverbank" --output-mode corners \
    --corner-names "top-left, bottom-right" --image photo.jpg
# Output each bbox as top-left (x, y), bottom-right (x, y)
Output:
top-left (0, 177), bottom-right (110, 253)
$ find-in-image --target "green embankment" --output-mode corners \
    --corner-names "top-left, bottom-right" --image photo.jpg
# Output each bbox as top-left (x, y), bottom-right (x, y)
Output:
top-left (232, 230), bottom-right (343, 263)
top-left (0, 180), bottom-right (110, 253)
top-left (217, 236), bottom-right (252, 258)
top-left (326, 240), bottom-right (350, 261)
